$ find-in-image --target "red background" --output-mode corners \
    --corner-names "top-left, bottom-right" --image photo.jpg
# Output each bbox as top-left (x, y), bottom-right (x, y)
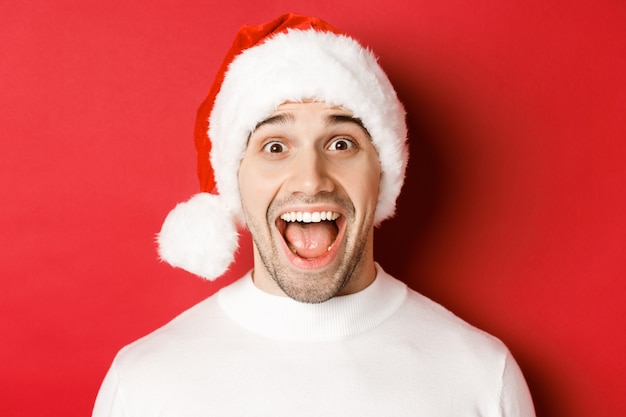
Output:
top-left (1, 1), bottom-right (625, 416)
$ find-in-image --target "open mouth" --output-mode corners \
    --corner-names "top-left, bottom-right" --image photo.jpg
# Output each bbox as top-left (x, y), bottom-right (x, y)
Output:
top-left (277, 210), bottom-right (341, 260)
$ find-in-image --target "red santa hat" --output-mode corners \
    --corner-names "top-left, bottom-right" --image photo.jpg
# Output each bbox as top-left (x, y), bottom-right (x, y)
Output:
top-left (157, 13), bottom-right (408, 280)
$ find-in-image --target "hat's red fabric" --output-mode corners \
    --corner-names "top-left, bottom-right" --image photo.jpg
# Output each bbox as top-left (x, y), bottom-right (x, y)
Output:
top-left (194, 13), bottom-right (344, 193)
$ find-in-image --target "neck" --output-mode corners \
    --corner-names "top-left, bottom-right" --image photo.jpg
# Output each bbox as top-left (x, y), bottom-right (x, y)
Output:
top-left (218, 264), bottom-right (408, 342)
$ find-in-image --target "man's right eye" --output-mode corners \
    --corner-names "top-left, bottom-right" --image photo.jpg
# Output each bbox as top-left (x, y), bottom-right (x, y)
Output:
top-left (263, 141), bottom-right (286, 153)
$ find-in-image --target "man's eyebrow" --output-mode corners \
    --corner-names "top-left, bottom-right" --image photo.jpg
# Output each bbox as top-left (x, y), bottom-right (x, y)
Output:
top-left (325, 114), bottom-right (371, 136)
top-left (252, 112), bottom-right (371, 136)
top-left (253, 113), bottom-right (294, 131)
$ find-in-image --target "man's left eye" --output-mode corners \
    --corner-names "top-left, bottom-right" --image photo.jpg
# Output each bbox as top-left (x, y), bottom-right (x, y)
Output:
top-left (328, 138), bottom-right (355, 151)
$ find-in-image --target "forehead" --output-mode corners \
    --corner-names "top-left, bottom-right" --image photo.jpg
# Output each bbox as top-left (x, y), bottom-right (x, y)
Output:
top-left (276, 101), bottom-right (350, 112)
top-left (265, 101), bottom-right (353, 120)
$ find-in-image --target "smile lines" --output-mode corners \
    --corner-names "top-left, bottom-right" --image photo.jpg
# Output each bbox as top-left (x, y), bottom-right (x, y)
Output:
top-left (279, 211), bottom-right (341, 223)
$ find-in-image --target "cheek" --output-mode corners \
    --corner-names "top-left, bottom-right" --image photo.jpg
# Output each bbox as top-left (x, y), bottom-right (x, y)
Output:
top-left (238, 163), bottom-right (257, 211)
top-left (342, 156), bottom-right (381, 213)
top-left (361, 172), bottom-right (382, 210)
top-left (361, 155), bottom-right (382, 206)
top-left (238, 159), bottom-right (279, 215)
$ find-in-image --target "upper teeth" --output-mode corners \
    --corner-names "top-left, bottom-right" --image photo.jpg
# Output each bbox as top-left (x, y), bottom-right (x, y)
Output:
top-left (280, 211), bottom-right (340, 223)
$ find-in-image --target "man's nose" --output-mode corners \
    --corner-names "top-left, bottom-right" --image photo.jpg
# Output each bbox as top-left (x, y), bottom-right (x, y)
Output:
top-left (285, 149), bottom-right (335, 196)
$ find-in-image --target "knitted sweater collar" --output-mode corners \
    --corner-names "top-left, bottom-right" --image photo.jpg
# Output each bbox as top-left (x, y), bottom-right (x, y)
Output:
top-left (217, 264), bottom-right (407, 342)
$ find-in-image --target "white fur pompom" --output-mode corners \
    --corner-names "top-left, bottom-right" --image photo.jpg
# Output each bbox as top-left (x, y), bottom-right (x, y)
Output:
top-left (157, 193), bottom-right (239, 280)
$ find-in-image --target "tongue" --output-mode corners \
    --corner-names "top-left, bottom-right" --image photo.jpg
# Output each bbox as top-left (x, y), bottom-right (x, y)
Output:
top-left (285, 221), bottom-right (338, 259)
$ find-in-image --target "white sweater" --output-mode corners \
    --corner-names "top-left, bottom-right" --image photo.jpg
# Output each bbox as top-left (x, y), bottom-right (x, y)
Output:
top-left (93, 265), bottom-right (535, 416)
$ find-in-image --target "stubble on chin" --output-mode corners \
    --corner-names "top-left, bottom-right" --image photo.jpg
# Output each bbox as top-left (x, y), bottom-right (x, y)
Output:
top-left (244, 193), bottom-right (371, 304)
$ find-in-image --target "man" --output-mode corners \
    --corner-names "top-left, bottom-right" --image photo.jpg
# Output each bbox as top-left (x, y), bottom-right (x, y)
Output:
top-left (93, 13), bottom-right (536, 416)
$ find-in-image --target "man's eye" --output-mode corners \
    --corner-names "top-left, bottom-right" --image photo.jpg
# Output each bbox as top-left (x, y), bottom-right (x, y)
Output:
top-left (263, 141), bottom-right (286, 153)
top-left (328, 138), bottom-right (355, 151)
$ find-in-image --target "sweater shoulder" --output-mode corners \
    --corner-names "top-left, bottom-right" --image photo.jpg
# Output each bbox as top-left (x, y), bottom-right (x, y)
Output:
top-left (113, 290), bottom-right (227, 369)
top-left (390, 285), bottom-right (511, 359)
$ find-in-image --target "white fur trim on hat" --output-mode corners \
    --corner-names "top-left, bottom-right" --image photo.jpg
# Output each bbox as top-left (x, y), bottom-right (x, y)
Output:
top-left (210, 29), bottom-right (408, 226)
top-left (157, 193), bottom-right (239, 280)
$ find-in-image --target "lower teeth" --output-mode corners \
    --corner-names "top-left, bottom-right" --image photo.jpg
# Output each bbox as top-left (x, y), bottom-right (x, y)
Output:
top-left (288, 244), bottom-right (333, 257)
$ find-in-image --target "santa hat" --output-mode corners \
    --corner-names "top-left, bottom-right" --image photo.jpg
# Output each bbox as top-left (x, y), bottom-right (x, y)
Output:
top-left (157, 13), bottom-right (408, 280)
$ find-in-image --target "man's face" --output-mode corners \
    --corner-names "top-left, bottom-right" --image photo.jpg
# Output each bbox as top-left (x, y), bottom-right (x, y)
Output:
top-left (238, 101), bottom-right (381, 303)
